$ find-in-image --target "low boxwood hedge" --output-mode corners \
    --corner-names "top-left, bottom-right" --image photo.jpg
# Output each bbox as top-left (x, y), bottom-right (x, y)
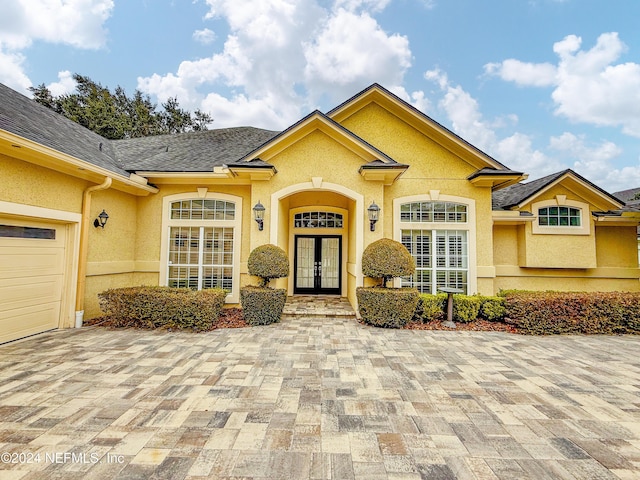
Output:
top-left (240, 286), bottom-right (287, 326)
top-left (357, 287), bottom-right (419, 328)
top-left (98, 286), bottom-right (226, 330)
top-left (414, 293), bottom-right (506, 323)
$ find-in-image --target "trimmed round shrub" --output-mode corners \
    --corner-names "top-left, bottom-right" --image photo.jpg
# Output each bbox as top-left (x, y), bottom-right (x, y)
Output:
top-left (357, 287), bottom-right (419, 328)
top-left (247, 244), bottom-right (289, 287)
top-left (362, 238), bottom-right (415, 287)
top-left (240, 286), bottom-right (287, 326)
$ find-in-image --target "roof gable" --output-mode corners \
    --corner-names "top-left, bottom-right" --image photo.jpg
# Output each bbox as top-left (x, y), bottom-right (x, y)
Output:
top-left (493, 169), bottom-right (624, 212)
top-left (237, 110), bottom-right (398, 165)
top-left (328, 83), bottom-right (508, 172)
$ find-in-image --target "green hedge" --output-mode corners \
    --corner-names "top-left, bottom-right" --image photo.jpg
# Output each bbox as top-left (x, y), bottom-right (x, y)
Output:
top-left (240, 286), bottom-right (287, 326)
top-left (98, 286), bottom-right (226, 330)
top-left (357, 287), bottom-right (419, 328)
top-left (414, 293), bottom-right (446, 322)
top-left (504, 291), bottom-right (640, 335)
top-left (414, 294), bottom-right (506, 323)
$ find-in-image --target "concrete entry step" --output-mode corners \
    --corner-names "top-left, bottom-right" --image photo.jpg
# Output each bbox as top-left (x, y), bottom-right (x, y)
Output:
top-left (282, 295), bottom-right (356, 318)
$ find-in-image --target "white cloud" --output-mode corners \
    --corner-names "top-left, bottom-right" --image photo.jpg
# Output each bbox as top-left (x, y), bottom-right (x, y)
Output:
top-left (485, 32), bottom-right (640, 137)
top-left (425, 68), bottom-right (562, 176)
top-left (0, 46), bottom-right (31, 92)
top-left (138, 0), bottom-right (415, 128)
top-left (47, 70), bottom-right (77, 96)
top-left (303, 8), bottom-right (411, 100)
top-left (193, 28), bottom-right (216, 45)
top-left (0, 0), bottom-right (114, 93)
top-left (548, 132), bottom-right (640, 192)
top-left (484, 59), bottom-right (556, 87)
top-left (333, 0), bottom-right (392, 13)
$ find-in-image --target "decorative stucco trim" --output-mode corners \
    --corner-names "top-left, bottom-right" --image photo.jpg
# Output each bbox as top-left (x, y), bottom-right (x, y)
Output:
top-left (531, 198), bottom-right (591, 236)
top-left (270, 182), bottom-right (365, 293)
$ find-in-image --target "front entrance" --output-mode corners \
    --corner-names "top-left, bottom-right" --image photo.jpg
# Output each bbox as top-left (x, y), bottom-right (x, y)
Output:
top-left (294, 235), bottom-right (341, 294)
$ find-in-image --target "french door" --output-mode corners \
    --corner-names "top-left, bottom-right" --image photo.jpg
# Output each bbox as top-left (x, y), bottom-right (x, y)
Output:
top-left (294, 235), bottom-right (341, 294)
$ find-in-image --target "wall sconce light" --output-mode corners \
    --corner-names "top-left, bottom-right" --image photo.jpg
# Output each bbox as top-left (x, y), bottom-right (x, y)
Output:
top-left (93, 209), bottom-right (109, 229)
top-left (253, 201), bottom-right (265, 231)
top-left (368, 201), bottom-right (380, 231)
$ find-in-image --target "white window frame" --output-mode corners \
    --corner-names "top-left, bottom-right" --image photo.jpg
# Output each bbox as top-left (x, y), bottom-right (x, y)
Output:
top-left (531, 198), bottom-right (590, 235)
top-left (393, 194), bottom-right (477, 294)
top-left (160, 192), bottom-right (242, 303)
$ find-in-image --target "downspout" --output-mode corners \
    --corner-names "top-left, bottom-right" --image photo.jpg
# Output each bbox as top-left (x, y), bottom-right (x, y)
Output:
top-left (75, 176), bottom-right (112, 327)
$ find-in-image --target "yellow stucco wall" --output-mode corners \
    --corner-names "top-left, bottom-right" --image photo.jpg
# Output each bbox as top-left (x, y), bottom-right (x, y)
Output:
top-left (595, 225), bottom-right (638, 268)
top-left (0, 154), bottom-right (85, 212)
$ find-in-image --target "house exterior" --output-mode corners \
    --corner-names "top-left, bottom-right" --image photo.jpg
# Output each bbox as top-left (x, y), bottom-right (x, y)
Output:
top-left (1, 82), bottom-right (639, 344)
top-left (612, 187), bottom-right (640, 262)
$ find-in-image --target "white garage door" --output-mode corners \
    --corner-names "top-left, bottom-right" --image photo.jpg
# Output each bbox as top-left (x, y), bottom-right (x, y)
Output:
top-left (0, 218), bottom-right (67, 344)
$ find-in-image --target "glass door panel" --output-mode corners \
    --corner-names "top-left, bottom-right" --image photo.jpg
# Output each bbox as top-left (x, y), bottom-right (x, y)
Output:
top-left (296, 237), bottom-right (315, 289)
top-left (294, 235), bottom-right (341, 294)
top-left (321, 237), bottom-right (339, 289)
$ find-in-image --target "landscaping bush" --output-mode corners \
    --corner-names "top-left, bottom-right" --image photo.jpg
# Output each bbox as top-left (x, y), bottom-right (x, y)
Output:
top-left (479, 296), bottom-right (507, 322)
top-left (240, 286), bottom-right (287, 326)
top-left (414, 294), bottom-right (446, 322)
top-left (247, 244), bottom-right (289, 287)
top-left (241, 244), bottom-right (290, 325)
top-left (413, 294), bottom-right (506, 323)
top-left (362, 238), bottom-right (415, 287)
top-left (503, 291), bottom-right (640, 335)
top-left (98, 286), bottom-right (226, 330)
top-left (452, 294), bottom-right (482, 323)
top-left (357, 287), bottom-right (419, 328)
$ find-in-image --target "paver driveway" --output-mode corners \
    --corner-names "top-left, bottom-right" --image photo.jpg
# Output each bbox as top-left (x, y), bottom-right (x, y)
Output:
top-left (0, 317), bottom-right (639, 479)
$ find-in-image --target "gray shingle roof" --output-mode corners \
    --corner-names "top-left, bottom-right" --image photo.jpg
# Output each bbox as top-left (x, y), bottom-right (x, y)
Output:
top-left (492, 169), bottom-right (625, 210)
top-left (113, 127), bottom-right (280, 172)
top-left (492, 171), bottom-right (567, 210)
top-left (0, 83), bottom-right (128, 176)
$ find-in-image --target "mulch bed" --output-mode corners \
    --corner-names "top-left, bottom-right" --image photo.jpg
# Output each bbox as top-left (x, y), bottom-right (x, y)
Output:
top-left (404, 319), bottom-right (519, 333)
top-left (86, 309), bottom-right (518, 333)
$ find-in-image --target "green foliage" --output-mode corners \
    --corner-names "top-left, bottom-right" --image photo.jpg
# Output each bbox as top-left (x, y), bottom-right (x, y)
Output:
top-left (247, 244), bottom-right (290, 287)
top-left (478, 296), bottom-right (507, 321)
top-left (357, 287), bottom-right (419, 328)
top-left (503, 291), bottom-right (640, 335)
top-left (414, 294), bottom-right (446, 322)
top-left (413, 294), bottom-right (506, 323)
top-left (240, 286), bottom-right (287, 326)
top-left (451, 294), bottom-right (482, 323)
top-left (98, 286), bottom-right (226, 330)
top-left (29, 74), bottom-right (213, 139)
top-left (362, 238), bottom-right (415, 287)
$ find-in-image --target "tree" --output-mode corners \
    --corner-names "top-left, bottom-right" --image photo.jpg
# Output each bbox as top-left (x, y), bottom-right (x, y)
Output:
top-left (28, 73), bottom-right (213, 139)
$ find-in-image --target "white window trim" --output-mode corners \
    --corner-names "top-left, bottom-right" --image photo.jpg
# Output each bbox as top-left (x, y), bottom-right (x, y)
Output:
top-left (160, 192), bottom-right (242, 303)
top-left (531, 198), bottom-right (590, 235)
top-left (393, 194), bottom-right (477, 294)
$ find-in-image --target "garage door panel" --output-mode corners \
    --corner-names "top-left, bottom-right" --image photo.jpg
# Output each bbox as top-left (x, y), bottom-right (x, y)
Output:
top-left (0, 302), bottom-right (60, 344)
top-left (0, 247), bottom-right (65, 280)
top-left (0, 275), bottom-right (64, 311)
top-left (0, 218), bottom-right (68, 344)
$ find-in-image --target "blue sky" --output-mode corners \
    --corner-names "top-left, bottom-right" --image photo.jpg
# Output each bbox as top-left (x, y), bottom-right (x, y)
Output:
top-left (2, 0), bottom-right (640, 193)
